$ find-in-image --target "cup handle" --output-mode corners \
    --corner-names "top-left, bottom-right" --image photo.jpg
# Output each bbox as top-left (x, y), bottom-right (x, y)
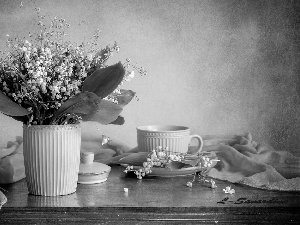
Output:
top-left (189, 135), bottom-right (204, 153)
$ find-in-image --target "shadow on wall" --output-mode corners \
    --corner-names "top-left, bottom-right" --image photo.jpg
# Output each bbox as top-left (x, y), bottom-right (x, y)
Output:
top-left (211, 0), bottom-right (300, 154)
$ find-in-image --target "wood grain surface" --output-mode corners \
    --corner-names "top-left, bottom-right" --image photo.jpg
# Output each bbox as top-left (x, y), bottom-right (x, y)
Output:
top-left (0, 165), bottom-right (299, 224)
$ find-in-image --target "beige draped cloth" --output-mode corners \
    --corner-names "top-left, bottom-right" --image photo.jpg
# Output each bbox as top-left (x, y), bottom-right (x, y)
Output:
top-left (201, 133), bottom-right (300, 191)
top-left (0, 137), bottom-right (24, 184)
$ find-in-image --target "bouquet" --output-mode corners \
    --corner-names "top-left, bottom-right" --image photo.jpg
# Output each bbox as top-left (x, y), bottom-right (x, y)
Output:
top-left (0, 8), bottom-right (146, 126)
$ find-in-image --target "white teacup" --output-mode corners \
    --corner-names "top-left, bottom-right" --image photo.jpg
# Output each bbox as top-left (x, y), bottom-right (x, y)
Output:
top-left (137, 125), bottom-right (203, 154)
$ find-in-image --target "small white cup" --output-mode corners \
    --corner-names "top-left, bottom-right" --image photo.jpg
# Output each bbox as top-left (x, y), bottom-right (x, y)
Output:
top-left (137, 125), bottom-right (203, 154)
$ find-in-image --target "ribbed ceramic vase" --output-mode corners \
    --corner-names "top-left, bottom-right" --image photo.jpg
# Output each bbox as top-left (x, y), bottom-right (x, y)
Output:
top-left (23, 124), bottom-right (81, 196)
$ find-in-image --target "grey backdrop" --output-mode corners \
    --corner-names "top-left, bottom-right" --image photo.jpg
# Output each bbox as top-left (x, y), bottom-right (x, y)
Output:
top-left (0, 0), bottom-right (299, 155)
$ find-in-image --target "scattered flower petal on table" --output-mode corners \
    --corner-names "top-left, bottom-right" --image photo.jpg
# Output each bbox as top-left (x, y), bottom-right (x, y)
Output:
top-left (186, 182), bottom-right (193, 188)
top-left (223, 186), bottom-right (235, 194)
top-left (211, 180), bottom-right (217, 188)
top-left (101, 135), bottom-right (111, 145)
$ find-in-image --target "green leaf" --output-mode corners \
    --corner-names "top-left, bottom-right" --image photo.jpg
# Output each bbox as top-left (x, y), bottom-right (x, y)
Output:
top-left (0, 91), bottom-right (29, 116)
top-left (109, 116), bottom-right (125, 125)
top-left (9, 115), bottom-right (27, 123)
top-left (112, 89), bottom-right (136, 106)
top-left (50, 92), bottom-right (100, 124)
top-left (166, 161), bottom-right (189, 170)
top-left (117, 152), bottom-right (149, 166)
top-left (82, 62), bottom-right (126, 98)
top-left (81, 99), bottom-right (123, 125)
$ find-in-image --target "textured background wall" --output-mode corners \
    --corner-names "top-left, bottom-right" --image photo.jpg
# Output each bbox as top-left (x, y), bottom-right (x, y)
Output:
top-left (0, 0), bottom-right (299, 155)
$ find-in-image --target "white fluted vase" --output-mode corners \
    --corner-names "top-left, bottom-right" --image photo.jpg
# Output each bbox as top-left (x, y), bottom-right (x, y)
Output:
top-left (23, 124), bottom-right (81, 196)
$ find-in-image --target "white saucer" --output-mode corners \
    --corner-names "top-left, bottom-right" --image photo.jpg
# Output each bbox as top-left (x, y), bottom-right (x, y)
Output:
top-left (78, 173), bottom-right (108, 184)
top-left (121, 164), bottom-right (202, 177)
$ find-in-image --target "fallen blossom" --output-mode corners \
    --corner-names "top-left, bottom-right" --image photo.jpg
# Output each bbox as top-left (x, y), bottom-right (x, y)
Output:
top-left (102, 135), bottom-right (111, 145)
top-left (211, 180), bottom-right (217, 188)
top-left (186, 182), bottom-right (193, 188)
top-left (223, 186), bottom-right (235, 194)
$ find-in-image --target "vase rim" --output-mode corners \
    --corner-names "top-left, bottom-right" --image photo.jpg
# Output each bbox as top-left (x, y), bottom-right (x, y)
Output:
top-left (23, 124), bottom-right (81, 131)
top-left (23, 124), bottom-right (80, 127)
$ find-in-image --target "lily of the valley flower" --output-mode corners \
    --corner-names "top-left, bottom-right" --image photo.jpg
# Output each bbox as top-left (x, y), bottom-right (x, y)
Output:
top-left (0, 7), bottom-right (146, 126)
top-left (223, 186), bottom-right (235, 194)
top-left (101, 135), bottom-right (111, 145)
top-left (186, 182), bottom-right (193, 188)
top-left (211, 180), bottom-right (217, 189)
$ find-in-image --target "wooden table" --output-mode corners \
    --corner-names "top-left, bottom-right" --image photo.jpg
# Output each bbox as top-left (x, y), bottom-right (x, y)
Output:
top-left (0, 165), bottom-right (299, 224)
